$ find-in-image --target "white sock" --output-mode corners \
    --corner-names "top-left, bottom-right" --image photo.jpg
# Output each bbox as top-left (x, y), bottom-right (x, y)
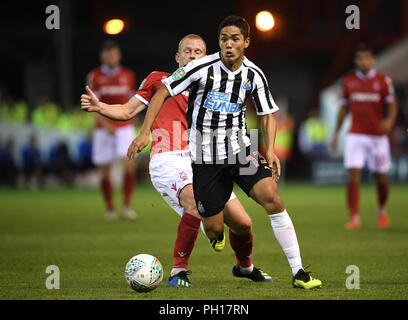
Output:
top-left (269, 209), bottom-right (303, 276)
top-left (239, 264), bottom-right (254, 274)
top-left (171, 268), bottom-right (187, 277)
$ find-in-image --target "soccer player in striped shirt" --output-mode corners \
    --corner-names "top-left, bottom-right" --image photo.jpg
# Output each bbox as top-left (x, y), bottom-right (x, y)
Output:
top-left (129, 16), bottom-right (322, 289)
top-left (81, 34), bottom-right (273, 287)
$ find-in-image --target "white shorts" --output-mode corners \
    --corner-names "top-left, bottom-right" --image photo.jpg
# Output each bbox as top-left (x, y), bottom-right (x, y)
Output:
top-left (344, 133), bottom-right (391, 173)
top-left (92, 124), bottom-right (135, 166)
top-left (149, 150), bottom-right (236, 217)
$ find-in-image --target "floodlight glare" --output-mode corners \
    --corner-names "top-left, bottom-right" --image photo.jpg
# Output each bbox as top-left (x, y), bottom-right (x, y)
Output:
top-left (256, 11), bottom-right (275, 32)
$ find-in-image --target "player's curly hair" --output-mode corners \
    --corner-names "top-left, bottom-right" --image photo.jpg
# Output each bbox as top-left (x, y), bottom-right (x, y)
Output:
top-left (218, 15), bottom-right (250, 39)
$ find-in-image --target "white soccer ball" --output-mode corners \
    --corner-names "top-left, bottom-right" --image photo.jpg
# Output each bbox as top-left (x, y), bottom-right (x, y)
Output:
top-left (124, 254), bottom-right (164, 292)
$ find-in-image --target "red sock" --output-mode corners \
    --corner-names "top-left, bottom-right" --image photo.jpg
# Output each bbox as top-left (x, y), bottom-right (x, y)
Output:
top-left (229, 230), bottom-right (253, 268)
top-left (173, 213), bottom-right (201, 269)
top-left (101, 178), bottom-right (114, 211)
top-left (347, 181), bottom-right (359, 218)
top-left (123, 172), bottom-right (135, 208)
top-left (376, 180), bottom-right (389, 210)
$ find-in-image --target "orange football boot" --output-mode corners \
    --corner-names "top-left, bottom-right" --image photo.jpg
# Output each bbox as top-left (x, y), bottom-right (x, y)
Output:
top-left (377, 213), bottom-right (390, 229)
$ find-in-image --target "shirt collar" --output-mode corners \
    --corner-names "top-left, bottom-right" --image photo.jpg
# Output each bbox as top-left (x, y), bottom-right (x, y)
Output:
top-left (101, 64), bottom-right (122, 77)
top-left (355, 69), bottom-right (376, 80)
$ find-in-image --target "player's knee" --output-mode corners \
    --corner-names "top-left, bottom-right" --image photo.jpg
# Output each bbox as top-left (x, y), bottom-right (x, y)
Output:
top-left (263, 194), bottom-right (285, 214)
top-left (234, 218), bottom-right (252, 235)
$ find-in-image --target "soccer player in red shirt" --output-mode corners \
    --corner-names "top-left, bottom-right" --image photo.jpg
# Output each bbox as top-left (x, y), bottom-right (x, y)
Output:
top-left (87, 40), bottom-right (138, 221)
top-left (332, 44), bottom-right (397, 229)
top-left (81, 34), bottom-right (273, 287)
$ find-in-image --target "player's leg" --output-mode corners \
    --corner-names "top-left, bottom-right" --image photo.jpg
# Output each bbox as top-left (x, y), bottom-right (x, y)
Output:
top-left (92, 128), bottom-right (116, 220)
top-left (234, 147), bottom-right (321, 288)
top-left (344, 133), bottom-right (367, 229)
top-left (223, 197), bottom-right (273, 282)
top-left (99, 164), bottom-right (115, 220)
top-left (149, 152), bottom-right (200, 287)
top-left (169, 184), bottom-right (201, 282)
top-left (368, 135), bottom-right (392, 228)
top-left (346, 168), bottom-right (362, 229)
top-left (248, 177), bottom-right (321, 289)
top-left (120, 157), bottom-right (137, 220)
top-left (373, 173), bottom-right (390, 228)
top-left (116, 125), bottom-right (137, 220)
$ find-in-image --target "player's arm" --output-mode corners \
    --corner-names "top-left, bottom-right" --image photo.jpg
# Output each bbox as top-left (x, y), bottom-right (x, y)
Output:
top-left (381, 76), bottom-right (398, 134)
top-left (127, 85), bottom-right (170, 160)
top-left (332, 77), bottom-right (350, 150)
top-left (331, 104), bottom-right (349, 150)
top-left (381, 100), bottom-right (397, 134)
top-left (259, 113), bottom-right (280, 181)
top-left (81, 86), bottom-right (147, 121)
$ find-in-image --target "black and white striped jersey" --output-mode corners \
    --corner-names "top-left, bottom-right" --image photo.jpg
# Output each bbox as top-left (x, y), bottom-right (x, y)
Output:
top-left (162, 52), bottom-right (279, 163)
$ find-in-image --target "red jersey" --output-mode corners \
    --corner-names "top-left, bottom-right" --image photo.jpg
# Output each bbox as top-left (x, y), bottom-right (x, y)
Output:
top-left (135, 71), bottom-right (189, 156)
top-left (341, 69), bottom-right (395, 136)
top-left (87, 64), bottom-right (136, 128)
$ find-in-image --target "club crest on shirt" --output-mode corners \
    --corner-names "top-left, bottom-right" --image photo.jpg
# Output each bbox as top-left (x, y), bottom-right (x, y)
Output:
top-left (171, 67), bottom-right (186, 81)
top-left (242, 78), bottom-right (252, 90)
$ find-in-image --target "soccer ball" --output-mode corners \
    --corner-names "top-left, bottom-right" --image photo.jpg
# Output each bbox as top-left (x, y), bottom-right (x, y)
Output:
top-left (124, 254), bottom-right (164, 292)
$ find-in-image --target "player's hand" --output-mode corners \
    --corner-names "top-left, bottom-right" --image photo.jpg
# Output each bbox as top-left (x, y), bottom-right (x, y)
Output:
top-left (266, 151), bottom-right (281, 182)
top-left (81, 86), bottom-right (101, 112)
top-left (380, 118), bottom-right (393, 134)
top-left (331, 134), bottom-right (338, 151)
top-left (127, 133), bottom-right (150, 160)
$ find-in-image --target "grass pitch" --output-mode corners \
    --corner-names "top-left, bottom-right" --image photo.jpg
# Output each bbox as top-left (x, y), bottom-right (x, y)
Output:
top-left (0, 183), bottom-right (407, 300)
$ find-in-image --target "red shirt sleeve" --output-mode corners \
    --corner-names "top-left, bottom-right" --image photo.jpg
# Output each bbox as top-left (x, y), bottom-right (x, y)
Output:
top-left (383, 75), bottom-right (395, 104)
top-left (134, 71), bottom-right (166, 106)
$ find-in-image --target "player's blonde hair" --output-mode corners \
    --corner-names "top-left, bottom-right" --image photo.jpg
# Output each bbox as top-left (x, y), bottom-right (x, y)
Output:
top-left (178, 34), bottom-right (206, 54)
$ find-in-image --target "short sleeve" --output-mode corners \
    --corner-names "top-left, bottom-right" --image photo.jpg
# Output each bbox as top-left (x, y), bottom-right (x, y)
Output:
top-left (162, 60), bottom-right (201, 97)
top-left (134, 72), bottom-right (163, 106)
top-left (251, 72), bottom-right (279, 116)
top-left (384, 75), bottom-right (395, 104)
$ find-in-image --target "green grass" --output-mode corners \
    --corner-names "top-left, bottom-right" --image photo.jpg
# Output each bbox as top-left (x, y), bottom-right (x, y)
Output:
top-left (0, 183), bottom-right (407, 300)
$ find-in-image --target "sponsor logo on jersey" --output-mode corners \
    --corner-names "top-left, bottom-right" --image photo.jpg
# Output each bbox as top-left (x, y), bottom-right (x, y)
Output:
top-left (171, 67), bottom-right (186, 81)
top-left (350, 92), bottom-right (381, 102)
top-left (203, 91), bottom-right (242, 113)
top-left (99, 85), bottom-right (129, 96)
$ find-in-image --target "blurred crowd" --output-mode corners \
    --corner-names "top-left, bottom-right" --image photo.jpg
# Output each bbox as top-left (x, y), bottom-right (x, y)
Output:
top-left (0, 96), bottom-right (95, 132)
top-left (1, 81), bottom-right (407, 187)
top-left (0, 97), bottom-right (95, 188)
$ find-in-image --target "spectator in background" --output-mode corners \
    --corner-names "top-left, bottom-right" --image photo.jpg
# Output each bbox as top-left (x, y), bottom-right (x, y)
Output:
top-left (87, 40), bottom-right (138, 221)
top-left (0, 137), bottom-right (18, 186)
top-left (76, 134), bottom-right (94, 173)
top-left (31, 96), bottom-right (61, 128)
top-left (21, 134), bottom-right (42, 189)
top-left (298, 107), bottom-right (328, 159)
top-left (47, 141), bottom-right (75, 186)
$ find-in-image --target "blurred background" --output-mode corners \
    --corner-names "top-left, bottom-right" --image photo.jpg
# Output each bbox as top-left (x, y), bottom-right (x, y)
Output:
top-left (1, 0), bottom-right (407, 189)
